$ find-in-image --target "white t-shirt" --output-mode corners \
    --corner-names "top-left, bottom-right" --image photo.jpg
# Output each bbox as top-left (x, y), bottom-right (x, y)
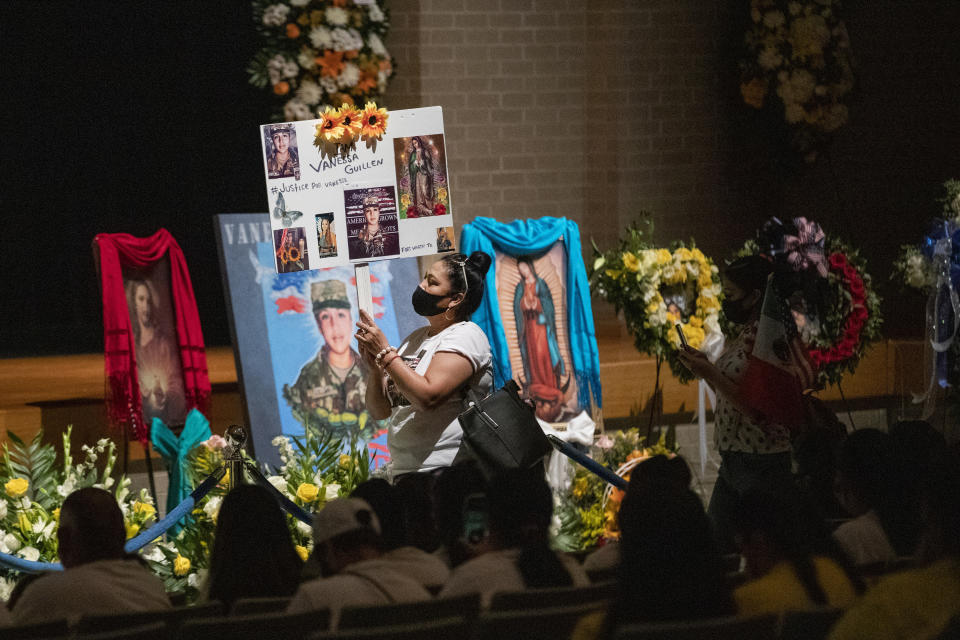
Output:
top-left (287, 557), bottom-right (431, 629)
top-left (832, 510), bottom-right (897, 566)
top-left (387, 321), bottom-right (492, 475)
top-left (12, 558), bottom-right (171, 625)
top-left (440, 548), bottom-right (590, 608)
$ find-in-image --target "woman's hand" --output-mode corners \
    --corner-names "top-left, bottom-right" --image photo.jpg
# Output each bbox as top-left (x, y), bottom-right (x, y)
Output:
top-left (355, 309), bottom-right (391, 355)
top-left (357, 341), bottom-right (379, 371)
top-left (676, 345), bottom-right (714, 381)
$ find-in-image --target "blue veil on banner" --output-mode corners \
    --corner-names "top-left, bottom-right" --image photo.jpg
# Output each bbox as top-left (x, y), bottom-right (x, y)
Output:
top-left (460, 217), bottom-right (602, 414)
top-left (215, 214), bottom-right (423, 469)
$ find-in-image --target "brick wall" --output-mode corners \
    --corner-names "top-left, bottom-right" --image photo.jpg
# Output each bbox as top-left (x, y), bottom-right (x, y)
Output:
top-left (384, 0), bottom-right (748, 266)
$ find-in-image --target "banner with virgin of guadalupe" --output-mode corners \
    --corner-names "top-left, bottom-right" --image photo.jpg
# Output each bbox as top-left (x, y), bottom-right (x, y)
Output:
top-left (461, 217), bottom-right (602, 422)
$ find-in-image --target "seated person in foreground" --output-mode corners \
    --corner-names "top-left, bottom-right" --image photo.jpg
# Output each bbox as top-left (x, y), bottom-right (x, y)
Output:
top-left (582, 455), bottom-right (693, 581)
top-left (439, 469), bottom-right (589, 607)
top-left (829, 450), bottom-right (960, 640)
top-left (351, 479), bottom-right (449, 591)
top-left (203, 484), bottom-right (303, 607)
top-left (432, 461), bottom-right (488, 569)
top-left (831, 429), bottom-right (898, 567)
top-left (733, 487), bottom-right (862, 618)
top-left (574, 456), bottom-right (734, 640)
top-left (287, 498), bottom-right (431, 627)
top-left (11, 487), bottom-right (171, 625)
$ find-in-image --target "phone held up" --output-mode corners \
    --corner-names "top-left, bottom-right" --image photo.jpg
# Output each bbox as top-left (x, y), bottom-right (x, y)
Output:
top-left (675, 323), bottom-right (688, 349)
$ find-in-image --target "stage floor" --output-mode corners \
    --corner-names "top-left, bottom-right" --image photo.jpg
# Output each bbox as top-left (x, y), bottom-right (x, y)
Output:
top-left (0, 334), bottom-right (925, 461)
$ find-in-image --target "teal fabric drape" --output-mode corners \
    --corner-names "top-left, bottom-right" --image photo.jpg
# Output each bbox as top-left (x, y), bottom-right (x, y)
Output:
top-left (460, 216), bottom-right (602, 409)
top-left (151, 408), bottom-right (211, 534)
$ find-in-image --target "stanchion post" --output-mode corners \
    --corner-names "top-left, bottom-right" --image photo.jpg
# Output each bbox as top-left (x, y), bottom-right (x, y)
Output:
top-left (225, 424), bottom-right (247, 491)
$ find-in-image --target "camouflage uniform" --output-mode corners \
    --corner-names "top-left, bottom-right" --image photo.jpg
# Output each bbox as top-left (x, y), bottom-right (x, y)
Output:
top-left (282, 280), bottom-right (374, 439)
top-left (350, 226), bottom-right (387, 258)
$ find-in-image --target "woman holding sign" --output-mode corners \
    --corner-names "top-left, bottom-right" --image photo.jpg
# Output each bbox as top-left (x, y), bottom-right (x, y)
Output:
top-left (355, 252), bottom-right (493, 478)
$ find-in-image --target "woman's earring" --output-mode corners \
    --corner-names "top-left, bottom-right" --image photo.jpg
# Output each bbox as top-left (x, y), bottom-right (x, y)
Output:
top-left (443, 306), bottom-right (456, 321)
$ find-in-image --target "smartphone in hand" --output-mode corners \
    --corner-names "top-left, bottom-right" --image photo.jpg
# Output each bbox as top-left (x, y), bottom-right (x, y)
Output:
top-left (675, 323), bottom-right (688, 348)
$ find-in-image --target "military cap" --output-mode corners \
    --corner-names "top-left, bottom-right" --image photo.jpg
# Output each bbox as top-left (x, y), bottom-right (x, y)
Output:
top-left (270, 123), bottom-right (294, 136)
top-left (311, 279), bottom-right (352, 312)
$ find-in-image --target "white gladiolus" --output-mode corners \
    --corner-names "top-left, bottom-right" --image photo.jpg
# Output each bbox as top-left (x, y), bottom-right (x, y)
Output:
top-left (203, 496), bottom-right (222, 520)
top-left (325, 484), bottom-right (341, 500)
top-left (0, 499), bottom-right (7, 519)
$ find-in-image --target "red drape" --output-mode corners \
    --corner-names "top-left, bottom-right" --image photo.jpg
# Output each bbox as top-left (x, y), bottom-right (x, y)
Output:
top-left (94, 229), bottom-right (211, 443)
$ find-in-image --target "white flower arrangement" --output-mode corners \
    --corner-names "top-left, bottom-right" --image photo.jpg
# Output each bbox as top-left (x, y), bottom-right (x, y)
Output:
top-left (248, 0), bottom-right (394, 119)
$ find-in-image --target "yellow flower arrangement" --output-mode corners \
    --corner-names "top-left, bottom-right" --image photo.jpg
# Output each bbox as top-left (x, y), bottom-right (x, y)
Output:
top-left (133, 501), bottom-right (155, 518)
top-left (590, 220), bottom-right (723, 384)
top-left (295, 545), bottom-right (309, 562)
top-left (126, 522), bottom-right (140, 539)
top-left (5, 477), bottom-right (28, 498)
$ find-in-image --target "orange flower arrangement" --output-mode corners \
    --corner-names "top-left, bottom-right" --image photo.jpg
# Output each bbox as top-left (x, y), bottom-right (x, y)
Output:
top-left (359, 102), bottom-right (388, 142)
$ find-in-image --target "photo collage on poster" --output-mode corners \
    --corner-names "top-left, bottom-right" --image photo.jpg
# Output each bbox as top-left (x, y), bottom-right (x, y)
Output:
top-left (259, 107), bottom-right (456, 273)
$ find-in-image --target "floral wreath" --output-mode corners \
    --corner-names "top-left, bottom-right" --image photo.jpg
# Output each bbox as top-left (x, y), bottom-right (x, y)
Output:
top-left (739, 0), bottom-right (855, 162)
top-left (589, 221), bottom-right (723, 383)
top-left (248, 0), bottom-right (394, 121)
top-left (735, 219), bottom-right (882, 387)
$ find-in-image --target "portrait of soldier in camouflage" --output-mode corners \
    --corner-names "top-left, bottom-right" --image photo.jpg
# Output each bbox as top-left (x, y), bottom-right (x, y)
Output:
top-left (282, 279), bottom-right (373, 439)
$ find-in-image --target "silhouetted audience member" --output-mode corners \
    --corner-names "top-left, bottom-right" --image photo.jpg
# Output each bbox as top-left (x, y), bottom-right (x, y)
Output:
top-left (11, 488), bottom-right (170, 625)
top-left (574, 455), bottom-right (733, 639)
top-left (885, 420), bottom-right (949, 556)
top-left (393, 472), bottom-right (440, 552)
top-left (830, 449), bottom-right (960, 640)
top-left (432, 461), bottom-right (488, 568)
top-left (732, 487), bottom-right (862, 618)
top-left (288, 498), bottom-right (430, 628)
top-left (832, 429), bottom-right (898, 566)
top-left (351, 479), bottom-right (449, 591)
top-left (440, 469), bottom-right (588, 607)
top-left (582, 455), bottom-right (693, 579)
top-left (204, 484), bottom-right (303, 608)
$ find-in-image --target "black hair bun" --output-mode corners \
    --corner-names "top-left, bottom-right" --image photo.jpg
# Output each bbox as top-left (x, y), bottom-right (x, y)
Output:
top-left (467, 251), bottom-right (492, 277)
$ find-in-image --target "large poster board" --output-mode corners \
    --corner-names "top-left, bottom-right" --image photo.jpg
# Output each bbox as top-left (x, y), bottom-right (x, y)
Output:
top-left (214, 213), bottom-right (423, 469)
top-left (260, 107), bottom-right (455, 272)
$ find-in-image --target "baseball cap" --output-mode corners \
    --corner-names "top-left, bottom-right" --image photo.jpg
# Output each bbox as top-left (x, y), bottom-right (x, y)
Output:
top-left (312, 497), bottom-right (381, 545)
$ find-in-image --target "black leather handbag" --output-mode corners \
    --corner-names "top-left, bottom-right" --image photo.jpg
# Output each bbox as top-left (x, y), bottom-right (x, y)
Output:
top-left (457, 380), bottom-right (552, 473)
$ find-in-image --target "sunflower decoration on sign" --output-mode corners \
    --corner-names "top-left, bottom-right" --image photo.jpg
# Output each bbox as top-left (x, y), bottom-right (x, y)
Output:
top-left (248, 0), bottom-right (394, 121)
top-left (734, 217), bottom-right (882, 387)
top-left (313, 101), bottom-right (388, 156)
top-left (589, 218), bottom-right (724, 385)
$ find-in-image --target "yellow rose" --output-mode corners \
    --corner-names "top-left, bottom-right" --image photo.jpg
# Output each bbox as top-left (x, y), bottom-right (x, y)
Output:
top-left (5, 478), bottom-right (29, 498)
top-left (133, 501), bottom-right (156, 518)
top-left (173, 554), bottom-right (191, 576)
top-left (295, 545), bottom-right (309, 562)
top-left (645, 300), bottom-right (662, 314)
top-left (296, 483), bottom-right (320, 503)
top-left (125, 522), bottom-right (140, 539)
top-left (691, 248), bottom-right (706, 262)
top-left (656, 249), bottom-right (672, 265)
top-left (52, 508), bottom-right (60, 522)
top-left (675, 247), bottom-right (693, 262)
top-left (338, 454), bottom-right (352, 469)
top-left (622, 251), bottom-right (640, 272)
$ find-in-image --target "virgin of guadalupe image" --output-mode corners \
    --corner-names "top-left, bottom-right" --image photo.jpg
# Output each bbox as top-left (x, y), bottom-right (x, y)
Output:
top-left (407, 136), bottom-right (437, 217)
top-left (513, 257), bottom-right (569, 421)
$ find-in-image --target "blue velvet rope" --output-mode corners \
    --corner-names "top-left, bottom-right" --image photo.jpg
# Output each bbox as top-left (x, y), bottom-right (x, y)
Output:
top-left (246, 463), bottom-right (315, 526)
top-left (0, 468), bottom-right (225, 574)
top-left (547, 434), bottom-right (628, 490)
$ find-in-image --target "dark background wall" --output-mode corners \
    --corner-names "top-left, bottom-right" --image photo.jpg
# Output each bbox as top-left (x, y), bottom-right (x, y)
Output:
top-left (2, 0), bottom-right (958, 358)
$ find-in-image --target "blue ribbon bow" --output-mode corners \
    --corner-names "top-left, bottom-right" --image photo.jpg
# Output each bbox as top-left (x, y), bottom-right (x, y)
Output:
top-left (150, 409), bottom-right (211, 535)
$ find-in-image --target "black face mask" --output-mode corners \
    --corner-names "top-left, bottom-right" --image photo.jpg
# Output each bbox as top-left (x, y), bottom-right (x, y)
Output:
top-left (412, 286), bottom-right (448, 317)
top-left (722, 296), bottom-right (755, 325)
